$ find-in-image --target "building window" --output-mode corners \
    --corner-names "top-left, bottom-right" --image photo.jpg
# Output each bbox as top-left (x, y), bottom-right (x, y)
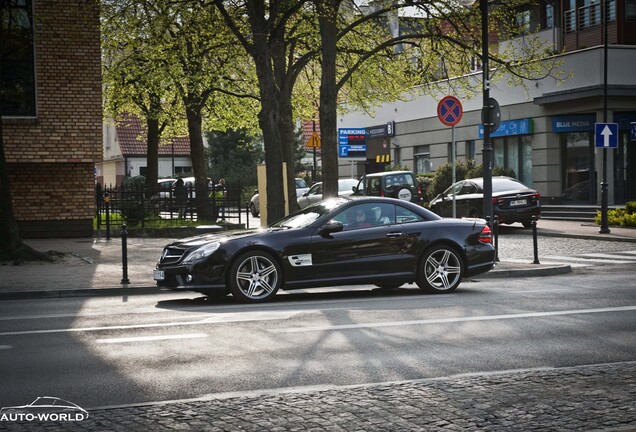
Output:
top-left (414, 145), bottom-right (432, 174)
top-left (628, 0), bottom-right (636, 19)
top-left (0, 0), bottom-right (36, 117)
top-left (465, 140), bottom-right (476, 160)
top-left (515, 10), bottom-right (531, 35)
top-left (544, 3), bottom-right (554, 29)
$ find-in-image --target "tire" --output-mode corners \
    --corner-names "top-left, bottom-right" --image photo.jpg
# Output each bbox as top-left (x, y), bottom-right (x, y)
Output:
top-left (416, 245), bottom-right (464, 293)
top-left (393, 187), bottom-right (413, 201)
top-left (250, 202), bottom-right (259, 217)
top-left (522, 221), bottom-right (532, 228)
top-left (228, 251), bottom-right (281, 303)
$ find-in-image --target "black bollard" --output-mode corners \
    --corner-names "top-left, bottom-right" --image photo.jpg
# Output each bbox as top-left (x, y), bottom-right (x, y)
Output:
top-left (104, 192), bottom-right (111, 240)
top-left (531, 215), bottom-right (540, 264)
top-left (493, 215), bottom-right (500, 262)
top-left (121, 224), bottom-right (130, 285)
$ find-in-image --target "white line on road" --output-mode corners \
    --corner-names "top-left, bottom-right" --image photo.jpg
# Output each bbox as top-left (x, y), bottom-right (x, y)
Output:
top-left (96, 333), bottom-right (207, 344)
top-left (0, 345), bottom-right (12, 350)
top-left (270, 306), bottom-right (636, 333)
top-left (544, 255), bottom-right (635, 264)
top-left (0, 311), bottom-right (300, 336)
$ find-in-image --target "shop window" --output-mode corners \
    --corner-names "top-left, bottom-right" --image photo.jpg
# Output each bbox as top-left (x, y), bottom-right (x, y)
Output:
top-left (493, 136), bottom-right (533, 185)
top-left (561, 132), bottom-right (593, 203)
top-left (0, 0), bottom-right (36, 117)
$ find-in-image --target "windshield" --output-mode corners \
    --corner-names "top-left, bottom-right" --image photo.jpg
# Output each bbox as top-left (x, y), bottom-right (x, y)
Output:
top-left (269, 198), bottom-right (345, 228)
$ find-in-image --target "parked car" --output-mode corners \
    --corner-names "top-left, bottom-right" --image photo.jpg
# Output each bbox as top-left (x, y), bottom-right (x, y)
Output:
top-left (157, 178), bottom-right (177, 198)
top-left (352, 170), bottom-right (423, 203)
top-left (428, 176), bottom-right (541, 228)
top-left (154, 197), bottom-right (496, 303)
top-left (297, 178), bottom-right (358, 209)
top-left (249, 177), bottom-right (310, 217)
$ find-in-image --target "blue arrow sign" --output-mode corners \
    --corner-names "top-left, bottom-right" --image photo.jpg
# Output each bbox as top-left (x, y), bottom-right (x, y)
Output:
top-left (595, 123), bottom-right (618, 148)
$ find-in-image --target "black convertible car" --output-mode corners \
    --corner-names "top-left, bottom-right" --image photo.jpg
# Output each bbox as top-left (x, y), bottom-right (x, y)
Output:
top-left (154, 197), bottom-right (496, 303)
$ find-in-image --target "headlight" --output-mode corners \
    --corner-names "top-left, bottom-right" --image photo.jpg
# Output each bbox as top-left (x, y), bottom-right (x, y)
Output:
top-left (182, 242), bottom-right (221, 264)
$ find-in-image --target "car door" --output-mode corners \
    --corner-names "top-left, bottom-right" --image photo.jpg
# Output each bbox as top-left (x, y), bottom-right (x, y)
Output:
top-left (437, 181), bottom-right (463, 217)
top-left (297, 183), bottom-right (321, 209)
top-left (309, 203), bottom-right (407, 282)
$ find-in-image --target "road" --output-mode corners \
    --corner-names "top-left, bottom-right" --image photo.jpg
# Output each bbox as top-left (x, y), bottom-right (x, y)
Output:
top-left (0, 267), bottom-right (634, 413)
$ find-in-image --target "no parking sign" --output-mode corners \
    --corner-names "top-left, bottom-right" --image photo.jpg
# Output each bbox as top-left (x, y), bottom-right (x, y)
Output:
top-left (437, 96), bottom-right (463, 127)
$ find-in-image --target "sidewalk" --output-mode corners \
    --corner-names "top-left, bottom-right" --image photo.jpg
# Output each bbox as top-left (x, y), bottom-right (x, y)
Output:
top-left (1, 219), bottom-right (635, 300)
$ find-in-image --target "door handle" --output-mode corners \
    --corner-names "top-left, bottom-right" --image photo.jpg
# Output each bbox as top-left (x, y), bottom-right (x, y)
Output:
top-left (386, 232), bottom-right (403, 238)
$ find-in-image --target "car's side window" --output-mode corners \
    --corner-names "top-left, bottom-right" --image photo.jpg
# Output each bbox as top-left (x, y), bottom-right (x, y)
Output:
top-left (336, 204), bottom-right (383, 230)
top-left (395, 206), bottom-right (425, 224)
top-left (370, 203), bottom-right (395, 225)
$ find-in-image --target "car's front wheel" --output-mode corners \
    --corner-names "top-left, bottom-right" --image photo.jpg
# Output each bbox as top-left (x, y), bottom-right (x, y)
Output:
top-left (417, 245), bottom-right (463, 293)
top-left (229, 251), bottom-right (281, 303)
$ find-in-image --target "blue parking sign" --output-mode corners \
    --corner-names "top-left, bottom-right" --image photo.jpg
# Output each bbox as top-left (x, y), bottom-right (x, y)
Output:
top-left (595, 123), bottom-right (618, 148)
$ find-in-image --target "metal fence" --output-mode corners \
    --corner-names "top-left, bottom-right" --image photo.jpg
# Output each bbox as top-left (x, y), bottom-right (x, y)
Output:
top-left (95, 181), bottom-right (249, 231)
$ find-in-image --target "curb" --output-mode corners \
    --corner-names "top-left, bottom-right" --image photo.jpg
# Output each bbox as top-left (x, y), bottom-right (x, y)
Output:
top-left (479, 264), bottom-right (572, 279)
top-left (0, 286), bottom-right (158, 301)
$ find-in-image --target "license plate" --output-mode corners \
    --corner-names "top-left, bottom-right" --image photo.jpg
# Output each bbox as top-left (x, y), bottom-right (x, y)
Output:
top-left (509, 199), bottom-right (527, 206)
top-left (153, 270), bottom-right (165, 281)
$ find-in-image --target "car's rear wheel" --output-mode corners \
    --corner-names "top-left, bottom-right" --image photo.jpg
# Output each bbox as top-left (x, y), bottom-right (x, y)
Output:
top-left (417, 245), bottom-right (463, 293)
top-left (229, 251), bottom-right (281, 303)
top-left (250, 202), bottom-right (259, 217)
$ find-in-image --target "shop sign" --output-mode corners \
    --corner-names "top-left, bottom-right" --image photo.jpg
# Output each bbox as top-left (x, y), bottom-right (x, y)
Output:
top-left (478, 118), bottom-right (532, 138)
top-left (551, 115), bottom-right (595, 132)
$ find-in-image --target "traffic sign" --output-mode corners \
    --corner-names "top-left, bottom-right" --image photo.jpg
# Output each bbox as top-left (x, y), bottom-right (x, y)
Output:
top-left (306, 131), bottom-right (321, 148)
top-left (631, 122), bottom-right (636, 141)
top-left (437, 96), bottom-right (463, 127)
top-left (595, 123), bottom-right (619, 148)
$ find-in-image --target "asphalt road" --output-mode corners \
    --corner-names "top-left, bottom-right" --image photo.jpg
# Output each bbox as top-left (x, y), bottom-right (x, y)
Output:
top-left (0, 267), bottom-right (634, 412)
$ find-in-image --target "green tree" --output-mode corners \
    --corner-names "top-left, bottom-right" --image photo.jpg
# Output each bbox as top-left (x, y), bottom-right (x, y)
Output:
top-left (206, 129), bottom-right (263, 185)
top-left (101, 0), bottom-right (183, 195)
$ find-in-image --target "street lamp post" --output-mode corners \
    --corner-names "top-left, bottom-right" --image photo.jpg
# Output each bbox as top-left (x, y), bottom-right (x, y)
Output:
top-left (460, 0), bottom-right (493, 223)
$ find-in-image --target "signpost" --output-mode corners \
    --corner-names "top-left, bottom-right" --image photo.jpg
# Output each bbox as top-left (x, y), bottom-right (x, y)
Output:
top-left (595, 123), bottom-right (619, 148)
top-left (437, 96), bottom-right (463, 218)
top-left (630, 122), bottom-right (636, 141)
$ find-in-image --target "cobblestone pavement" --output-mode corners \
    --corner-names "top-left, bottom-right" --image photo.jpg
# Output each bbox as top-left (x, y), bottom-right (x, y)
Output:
top-left (3, 362), bottom-right (635, 431)
top-left (497, 234), bottom-right (635, 261)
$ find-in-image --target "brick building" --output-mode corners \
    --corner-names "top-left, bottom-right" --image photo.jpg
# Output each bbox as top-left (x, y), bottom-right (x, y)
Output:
top-left (2, 1), bottom-right (102, 238)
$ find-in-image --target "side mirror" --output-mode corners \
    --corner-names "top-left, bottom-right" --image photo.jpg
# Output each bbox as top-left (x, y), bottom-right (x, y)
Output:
top-left (303, 191), bottom-right (309, 197)
top-left (253, 189), bottom-right (258, 195)
top-left (319, 220), bottom-right (344, 237)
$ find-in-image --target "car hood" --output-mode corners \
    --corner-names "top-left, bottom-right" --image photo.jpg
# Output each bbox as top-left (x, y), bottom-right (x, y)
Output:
top-left (165, 228), bottom-right (294, 249)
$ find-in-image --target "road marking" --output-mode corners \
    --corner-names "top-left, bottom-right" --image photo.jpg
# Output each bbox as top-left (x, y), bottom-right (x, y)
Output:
top-left (0, 345), bottom-right (12, 350)
top-left (0, 311), bottom-right (300, 336)
top-left (270, 306), bottom-right (636, 333)
top-left (580, 252), bottom-right (636, 260)
top-left (544, 255), bottom-right (634, 264)
top-left (96, 333), bottom-right (207, 344)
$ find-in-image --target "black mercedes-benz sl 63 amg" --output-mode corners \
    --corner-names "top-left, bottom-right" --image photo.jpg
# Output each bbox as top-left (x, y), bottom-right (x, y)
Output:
top-left (154, 197), bottom-right (496, 303)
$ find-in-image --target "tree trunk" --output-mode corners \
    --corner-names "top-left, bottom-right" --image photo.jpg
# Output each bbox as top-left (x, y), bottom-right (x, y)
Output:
top-left (318, 0), bottom-right (341, 199)
top-left (185, 104), bottom-right (214, 220)
top-left (145, 116), bottom-right (160, 198)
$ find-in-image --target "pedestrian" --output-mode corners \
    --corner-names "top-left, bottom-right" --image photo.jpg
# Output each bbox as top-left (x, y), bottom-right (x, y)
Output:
top-left (173, 178), bottom-right (187, 219)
